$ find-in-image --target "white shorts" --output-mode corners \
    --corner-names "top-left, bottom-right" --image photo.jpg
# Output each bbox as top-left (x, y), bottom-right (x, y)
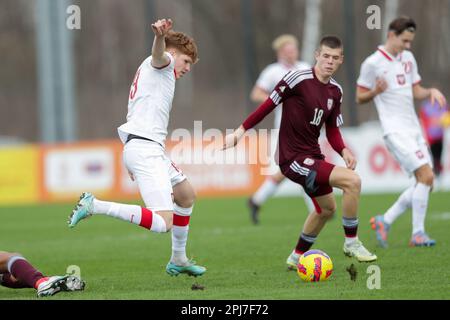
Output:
top-left (123, 139), bottom-right (186, 211)
top-left (384, 132), bottom-right (432, 176)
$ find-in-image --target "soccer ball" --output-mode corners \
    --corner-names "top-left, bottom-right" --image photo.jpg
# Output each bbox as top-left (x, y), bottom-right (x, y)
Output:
top-left (297, 249), bottom-right (333, 282)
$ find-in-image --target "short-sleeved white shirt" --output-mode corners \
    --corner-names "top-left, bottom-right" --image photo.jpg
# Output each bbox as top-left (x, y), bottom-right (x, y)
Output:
top-left (357, 46), bottom-right (422, 136)
top-left (118, 52), bottom-right (176, 150)
top-left (255, 61), bottom-right (310, 128)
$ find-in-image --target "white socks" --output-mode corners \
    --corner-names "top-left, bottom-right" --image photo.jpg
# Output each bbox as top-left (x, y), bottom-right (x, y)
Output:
top-left (92, 199), bottom-right (166, 233)
top-left (252, 178), bottom-right (278, 205)
top-left (412, 183), bottom-right (431, 235)
top-left (171, 204), bottom-right (192, 265)
top-left (384, 185), bottom-right (414, 225)
top-left (383, 183), bottom-right (431, 235)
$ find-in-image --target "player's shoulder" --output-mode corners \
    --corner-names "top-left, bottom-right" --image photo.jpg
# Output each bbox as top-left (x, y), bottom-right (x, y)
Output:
top-left (366, 51), bottom-right (382, 65)
top-left (329, 78), bottom-right (343, 98)
top-left (261, 62), bottom-right (283, 73)
top-left (401, 50), bottom-right (416, 61)
top-left (147, 52), bottom-right (175, 71)
top-left (282, 68), bottom-right (314, 88)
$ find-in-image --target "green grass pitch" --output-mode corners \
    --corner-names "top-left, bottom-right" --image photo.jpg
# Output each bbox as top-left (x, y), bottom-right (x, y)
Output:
top-left (0, 192), bottom-right (449, 300)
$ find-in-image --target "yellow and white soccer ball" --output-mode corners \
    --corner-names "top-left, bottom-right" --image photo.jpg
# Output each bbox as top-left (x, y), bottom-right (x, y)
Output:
top-left (297, 249), bottom-right (333, 282)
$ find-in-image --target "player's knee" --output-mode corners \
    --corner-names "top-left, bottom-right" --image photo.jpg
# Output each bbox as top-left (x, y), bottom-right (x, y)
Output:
top-left (320, 204), bottom-right (336, 218)
top-left (176, 190), bottom-right (196, 208)
top-left (419, 171), bottom-right (434, 186)
top-left (346, 173), bottom-right (361, 193)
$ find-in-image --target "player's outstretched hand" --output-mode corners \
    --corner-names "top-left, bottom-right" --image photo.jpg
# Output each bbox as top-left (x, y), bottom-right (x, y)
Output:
top-left (342, 148), bottom-right (357, 170)
top-left (151, 18), bottom-right (173, 37)
top-left (430, 88), bottom-right (447, 108)
top-left (221, 126), bottom-right (245, 150)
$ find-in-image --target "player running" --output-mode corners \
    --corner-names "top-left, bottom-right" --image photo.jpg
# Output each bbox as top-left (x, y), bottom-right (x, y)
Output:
top-left (247, 34), bottom-right (314, 225)
top-left (356, 17), bottom-right (447, 248)
top-left (68, 18), bottom-right (206, 277)
top-left (0, 251), bottom-right (85, 297)
top-left (223, 36), bottom-right (377, 264)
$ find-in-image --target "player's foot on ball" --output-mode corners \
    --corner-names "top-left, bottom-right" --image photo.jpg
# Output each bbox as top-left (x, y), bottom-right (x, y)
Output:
top-left (343, 240), bottom-right (377, 262)
top-left (286, 251), bottom-right (300, 271)
top-left (36, 275), bottom-right (69, 297)
top-left (68, 192), bottom-right (94, 228)
top-left (370, 215), bottom-right (390, 248)
top-left (247, 198), bottom-right (260, 225)
top-left (409, 231), bottom-right (436, 247)
top-left (166, 259), bottom-right (206, 277)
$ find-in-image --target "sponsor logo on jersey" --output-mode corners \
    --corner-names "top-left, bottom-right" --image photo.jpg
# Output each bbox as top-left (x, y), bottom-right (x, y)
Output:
top-left (303, 158), bottom-right (315, 166)
top-left (327, 99), bottom-right (333, 110)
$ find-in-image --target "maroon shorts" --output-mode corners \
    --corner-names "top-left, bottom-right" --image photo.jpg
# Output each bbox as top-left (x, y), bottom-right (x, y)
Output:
top-left (280, 155), bottom-right (335, 198)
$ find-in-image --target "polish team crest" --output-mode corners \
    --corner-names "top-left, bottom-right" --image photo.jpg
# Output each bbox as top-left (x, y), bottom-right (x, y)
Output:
top-left (396, 74), bottom-right (406, 85)
top-left (327, 99), bottom-right (333, 110)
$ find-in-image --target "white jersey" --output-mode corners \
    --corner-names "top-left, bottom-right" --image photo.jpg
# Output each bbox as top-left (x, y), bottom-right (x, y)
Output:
top-left (357, 46), bottom-right (422, 136)
top-left (255, 61), bottom-right (310, 128)
top-left (118, 52), bottom-right (176, 149)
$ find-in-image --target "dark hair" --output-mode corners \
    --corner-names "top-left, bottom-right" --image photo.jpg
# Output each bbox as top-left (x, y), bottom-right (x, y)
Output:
top-left (319, 35), bottom-right (343, 50)
top-left (388, 16), bottom-right (417, 35)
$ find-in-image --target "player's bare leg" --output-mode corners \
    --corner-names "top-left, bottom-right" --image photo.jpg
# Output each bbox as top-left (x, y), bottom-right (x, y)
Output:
top-left (248, 170), bottom-right (285, 224)
top-left (410, 164), bottom-right (436, 246)
top-left (329, 166), bottom-right (377, 262)
top-left (166, 179), bottom-right (206, 277)
top-left (286, 193), bottom-right (335, 270)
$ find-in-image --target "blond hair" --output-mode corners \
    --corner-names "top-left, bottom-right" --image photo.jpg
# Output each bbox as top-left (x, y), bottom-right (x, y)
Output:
top-left (165, 30), bottom-right (199, 63)
top-left (271, 34), bottom-right (298, 52)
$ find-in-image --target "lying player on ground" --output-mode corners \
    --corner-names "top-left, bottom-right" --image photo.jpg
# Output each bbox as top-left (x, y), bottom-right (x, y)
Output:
top-left (68, 18), bottom-right (206, 277)
top-left (223, 36), bottom-right (377, 265)
top-left (0, 251), bottom-right (85, 297)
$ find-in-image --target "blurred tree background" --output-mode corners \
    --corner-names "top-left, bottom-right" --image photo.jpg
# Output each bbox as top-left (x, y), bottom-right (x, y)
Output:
top-left (0, 0), bottom-right (449, 142)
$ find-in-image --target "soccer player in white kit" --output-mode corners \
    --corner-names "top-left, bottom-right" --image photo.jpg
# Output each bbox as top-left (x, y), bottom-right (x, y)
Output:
top-left (247, 34), bottom-right (315, 225)
top-left (68, 18), bottom-right (206, 277)
top-left (356, 17), bottom-right (447, 248)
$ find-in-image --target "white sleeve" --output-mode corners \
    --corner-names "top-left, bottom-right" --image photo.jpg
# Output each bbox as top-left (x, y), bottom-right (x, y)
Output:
top-left (148, 52), bottom-right (174, 71)
top-left (356, 59), bottom-right (375, 90)
top-left (255, 66), bottom-right (277, 92)
top-left (410, 54), bottom-right (422, 85)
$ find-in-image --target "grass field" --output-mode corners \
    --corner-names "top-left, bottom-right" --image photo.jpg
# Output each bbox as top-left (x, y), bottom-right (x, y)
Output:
top-left (0, 192), bottom-right (449, 300)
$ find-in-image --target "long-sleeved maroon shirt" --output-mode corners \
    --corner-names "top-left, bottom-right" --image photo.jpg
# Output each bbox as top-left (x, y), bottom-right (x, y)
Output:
top-left (242, 68), bottom-right (346, 166)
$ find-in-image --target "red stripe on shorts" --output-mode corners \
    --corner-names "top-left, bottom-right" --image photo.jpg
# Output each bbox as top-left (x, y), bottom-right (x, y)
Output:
top-left (311, 198), bottom-right (322, 214)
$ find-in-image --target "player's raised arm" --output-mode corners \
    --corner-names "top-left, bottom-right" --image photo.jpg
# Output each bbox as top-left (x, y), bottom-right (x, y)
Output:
top-left (150, 18), bottom-right (173, 68)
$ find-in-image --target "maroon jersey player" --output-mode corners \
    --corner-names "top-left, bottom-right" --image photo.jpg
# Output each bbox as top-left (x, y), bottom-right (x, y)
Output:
top-left (223, 36), bottom-right (377, 264)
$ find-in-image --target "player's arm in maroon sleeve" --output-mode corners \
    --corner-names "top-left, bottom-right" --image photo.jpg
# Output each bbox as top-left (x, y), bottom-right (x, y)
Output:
top-left (325, 99), bottom-right (357, 170)
top-left (325, 125), bottom-right (346, 155)
top-left (222, 73), bottom-right (293, 150)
